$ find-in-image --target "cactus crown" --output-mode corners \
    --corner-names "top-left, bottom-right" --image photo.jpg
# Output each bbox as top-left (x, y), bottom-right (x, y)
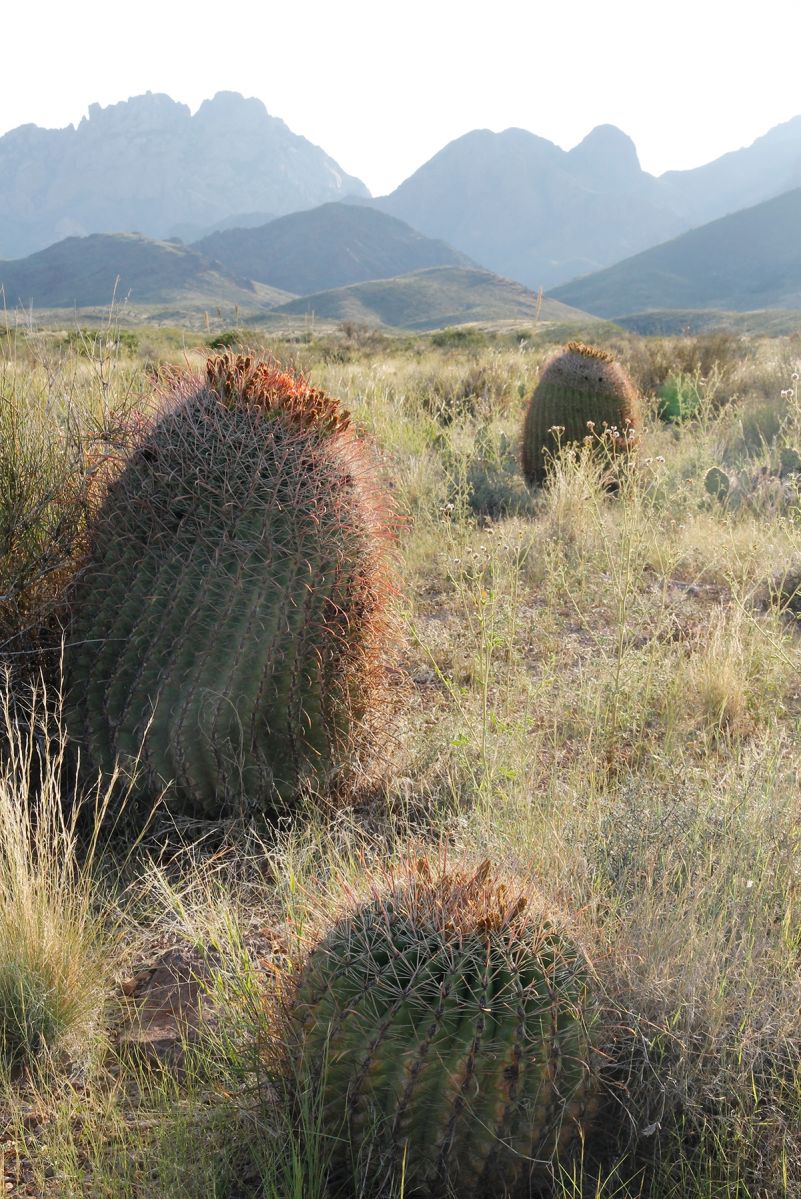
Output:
top-left (565, 340), bottom-right (615, 363)
top-left (291, 856), bottom-right (597, 1198)
top-left (205, 352), bottom-right (351, 434)
top-left (377, 857), bottom-right (529, 939)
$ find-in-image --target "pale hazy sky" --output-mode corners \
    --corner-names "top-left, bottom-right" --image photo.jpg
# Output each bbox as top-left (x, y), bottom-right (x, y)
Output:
top-left (4, 0), bottom-right (800, 196)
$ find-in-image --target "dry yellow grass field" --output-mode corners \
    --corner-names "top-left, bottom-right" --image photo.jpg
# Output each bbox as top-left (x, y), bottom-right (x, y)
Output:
top-left (0, 318), bottom-right (800, 1196)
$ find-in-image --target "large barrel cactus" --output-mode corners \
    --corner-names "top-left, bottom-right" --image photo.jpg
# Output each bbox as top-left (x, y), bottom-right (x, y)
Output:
top-left (290, 858), bottom-right (598, 1198)
top-left (522, 341), bottom-right (640, 487)
top-left (65, 353), bottom-right (393, 817)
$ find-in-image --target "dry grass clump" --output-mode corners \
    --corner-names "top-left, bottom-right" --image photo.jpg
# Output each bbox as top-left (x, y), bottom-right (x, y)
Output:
top-left (0, 675), bottom-right (117, 1069)
top-left (0, 331), bottom-right (146, 685)
top-left (619, 329), bottom-right (745, 397)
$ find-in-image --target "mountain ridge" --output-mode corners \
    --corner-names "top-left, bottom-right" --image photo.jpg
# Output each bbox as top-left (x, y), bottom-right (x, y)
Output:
top-left (273, 265), bottom-right (588, 329)
top-left (192, 203), bottom-right (474, 294)
top-left (0, 232), bottom-right (293, 311)
top-left (374, 116), bottom-right (801, 290)
top-left (0, 91), bottom-right (369, 259)
top-left (548, 187), bottom-right (801, 316)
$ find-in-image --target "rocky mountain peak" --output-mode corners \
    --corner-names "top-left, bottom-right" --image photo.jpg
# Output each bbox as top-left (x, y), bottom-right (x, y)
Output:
top-left (567, 124), bottom-right (644, 187)
top-left (0, 92), bottom-right (370, 258)
top-left (81, 92), bottom-right (191, 132)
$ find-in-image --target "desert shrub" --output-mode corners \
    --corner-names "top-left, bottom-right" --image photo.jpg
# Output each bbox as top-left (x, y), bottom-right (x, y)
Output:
top-left (0, 678), bottom-right (114, 1069)
top-left (431, 325), bottom-right (488, 350)
top-left (621, 331), bottom-right (744, 396)
top-left (420, 353), bottom-right (528, 424)
top-left (466, 425), bottom-right (533, 518)
top-left (0, 364), bottom-right (135, 674)
top-left (63, 328), bottom-right (139, 356)
top-left (206, 329), bottom-right (241, 351)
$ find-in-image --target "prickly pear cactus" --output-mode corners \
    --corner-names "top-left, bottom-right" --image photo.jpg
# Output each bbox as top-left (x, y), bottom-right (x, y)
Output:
top-left (65, 354), bottom-right (393, 817)
top-left (291, 858), bottom-right (598, 1198)
top-left (522, 341), bottom-right (640, 487)
top-left (704, 465), bottom-right (731, 500)
top-left (780, 446), bottom-right (801, 477)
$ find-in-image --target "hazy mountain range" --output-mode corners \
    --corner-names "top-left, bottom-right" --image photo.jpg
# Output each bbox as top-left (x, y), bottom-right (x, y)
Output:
top-left (550, 187), bottom-right (801, 317)
top-left (193, 203), bottom-right (473, 293)
top-left (0, 91), bottom-right (368, 259)
top-left (376, 117), bottom-right (801, 289)
top-left (0, 204), bottom-right (470, 309)
top-left (0, 208), bottom-right (571, 328)
top-left (2, 92), bottom-right (801, 324)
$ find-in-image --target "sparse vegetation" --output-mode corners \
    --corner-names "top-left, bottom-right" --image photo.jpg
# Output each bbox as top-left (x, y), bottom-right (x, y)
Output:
top-left (0, 319), bottom-right (799, 1196)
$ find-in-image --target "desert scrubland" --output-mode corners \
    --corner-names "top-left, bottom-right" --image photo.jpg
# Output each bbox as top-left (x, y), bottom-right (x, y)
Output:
top-left (0, 319), bottom-right (800, 1197)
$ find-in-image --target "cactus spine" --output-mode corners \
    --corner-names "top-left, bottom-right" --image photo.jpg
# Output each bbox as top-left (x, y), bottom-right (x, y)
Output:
top-left (66, 354), bottom-right (393, 817)
top-left (291, 858), bottom-right (598, 1198)
top-left (522, 341), bottom-right (640, 487)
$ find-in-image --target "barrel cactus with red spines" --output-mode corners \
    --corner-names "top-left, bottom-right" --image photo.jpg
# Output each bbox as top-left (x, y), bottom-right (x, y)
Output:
top-left (289, 857), bottom-right (599, 1198)
top-left (65, 353), bottom-right (394, 817)
top-left (522, 341), bottom-right (641, 487)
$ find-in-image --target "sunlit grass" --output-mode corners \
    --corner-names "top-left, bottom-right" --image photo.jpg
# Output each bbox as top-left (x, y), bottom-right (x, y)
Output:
top-left (0, 324), bottom-right (799, 1194)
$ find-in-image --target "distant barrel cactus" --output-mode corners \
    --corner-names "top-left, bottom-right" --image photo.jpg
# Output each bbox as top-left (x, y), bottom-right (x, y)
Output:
top-left (65, 353), bottom-right (394, 817)
top-left (290, 857), bottom-right (598, 1198)
top-left (522, 341), bottom-right (640, 487)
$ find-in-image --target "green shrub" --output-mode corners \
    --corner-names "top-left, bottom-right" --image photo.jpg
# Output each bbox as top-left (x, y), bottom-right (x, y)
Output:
top-left (431, 326), bottom-right (488, 350)
top-left (206, 330), bottom-right (242, 351)
top-left (63, 328), bottom-right (139, 356)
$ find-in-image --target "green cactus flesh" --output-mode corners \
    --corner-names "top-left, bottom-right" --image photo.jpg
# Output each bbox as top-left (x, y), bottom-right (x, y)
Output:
top-left (780, 446), bottom-right (801, 476)
top-left (704, 466), bottom-right (730, 500)
top-left (522, 341), bottom-right (640, 487)
top-left (292, 860), bottom-right (597, 1198)
top-left (65, 356), bottom-right (391, 817)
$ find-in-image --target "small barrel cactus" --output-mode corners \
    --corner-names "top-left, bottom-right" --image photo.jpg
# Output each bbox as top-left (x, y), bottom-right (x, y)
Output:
top-left (290, 858), bottom-right (598, 1198)
top-left (65, 353), bottom-right (393, 817)
top-left (522, 341), bottom-right (640, 487)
